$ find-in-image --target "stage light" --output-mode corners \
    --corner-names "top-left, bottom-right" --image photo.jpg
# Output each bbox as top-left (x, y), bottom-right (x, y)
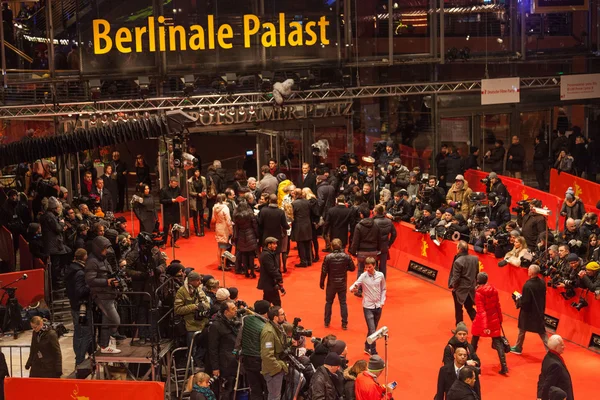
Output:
top-left (261, 71), bottom-right (274, 91)
top-left (182, 75), bottom-right (195, 96)
top-left (89, 79), bottom-right (101, 100)
top-left (226, 73), bottom-right (237, 93)
top-left (138, 76), bottom-right (150, 97)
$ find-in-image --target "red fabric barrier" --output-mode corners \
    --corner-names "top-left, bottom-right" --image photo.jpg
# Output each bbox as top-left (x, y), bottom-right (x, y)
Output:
top-left (18, 235), bottom-right (32, 271)
top-left (389, 222), bottom-right (600, 348)
top-left (0, 269), bottom-right (45, 307)
top-left (550, 168), bottom-right (600, 209)
top-left (4, 377), bottom-right (164, 400)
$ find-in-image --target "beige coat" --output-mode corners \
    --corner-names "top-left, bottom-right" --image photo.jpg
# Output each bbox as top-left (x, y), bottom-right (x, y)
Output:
top-left (212, 202), bottom-right (232, 243)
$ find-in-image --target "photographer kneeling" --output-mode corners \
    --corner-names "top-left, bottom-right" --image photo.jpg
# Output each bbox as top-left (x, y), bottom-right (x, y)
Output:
top-left (85, 236), bottom-right (123, 354)
top-left (174, 272), bottom-right (211, 369)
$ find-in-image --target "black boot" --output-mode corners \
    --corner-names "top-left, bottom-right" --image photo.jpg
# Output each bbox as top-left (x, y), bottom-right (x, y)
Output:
top-left (281, 253), bottom-right (288, 273)
top-left (192, 211), bottom-right (200, 236)
top-left (199, 216), bottom-right (205, 237)
top-left (498, 347), bottom-right (509, 375)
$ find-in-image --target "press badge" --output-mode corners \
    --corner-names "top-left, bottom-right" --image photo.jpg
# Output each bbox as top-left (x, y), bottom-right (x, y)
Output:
top-left (265, 342), bottom-right (273, 349)
top-left (37, 352), bottom-right (43, 359)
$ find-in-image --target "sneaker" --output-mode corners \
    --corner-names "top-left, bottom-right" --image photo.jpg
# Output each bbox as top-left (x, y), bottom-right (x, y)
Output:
top-left (363, 348), bottom-right (372, 356)
top-left (109, 337), bottom-right (116, 348)
top-left (101, 346), bottom-right (121, 354)
top-left (510, 346), bottom-right (522, 354)
top-left (342, 324), bottom-right (348, 330)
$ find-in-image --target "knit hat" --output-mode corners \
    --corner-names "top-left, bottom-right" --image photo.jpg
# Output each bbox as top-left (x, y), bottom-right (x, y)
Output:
top-left (228, 287), bottom-right (239, 300)
top-left (423, 204), bottom-right (433, 213)
top-left (47, 196), bottom-right (60, 210)
top-left (166, 262), bottom-right (185, 277)
top-left (386, 141), bottom-right (394, 147)
top-left (566, 253), bottom-right (579, 262)
top-left (253, 300), bottom-right (271, 315)
top-left (187, 272), bottom-right (202, 282)
top-left (455, 174), bottom-right (465, 181)
top-left (330, 340), bottom-right (347, 355)
top-left (276, 173), bottom-right (287, 183)
top-left (201, 274), bottom-right (215, 285)
top-left (59, 186), bottom-right (68, 194)
top-left (368, 355), bottom-right (385, 371)
top-left (488, 172), bottom-right (498, 179)
top-left (586, 261), bottom-right (600, 271)
top-left (216, 288), bottom-right (230, 301)
top-left (566, 187), bottom-right (575, 197)
top-left (548, 386), bottom-right (567, 400)
top-left (392, 157), bottom-right (402, 165)
top-left (445, 208), bottom-right (455, 215)
top-left (324, 352), bottom-right (342, 367)
top-left (488, 221), bottom-right (498, 229)
top-left (455, 321), bottom-right (468, 334)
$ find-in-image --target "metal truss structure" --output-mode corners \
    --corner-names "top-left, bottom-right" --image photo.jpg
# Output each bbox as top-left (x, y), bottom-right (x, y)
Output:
top-left (0, 76), bottom-right (560, 119)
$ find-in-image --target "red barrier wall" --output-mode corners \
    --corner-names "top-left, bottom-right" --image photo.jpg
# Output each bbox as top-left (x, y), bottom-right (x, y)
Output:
top-left (18, 235), bottom-right (32, 271)
top-left (0, 269), bottom-right (45, 307)
top-left (5, 378), bottom-right (164, 400)
top-left (550, 168), bottom-right (600, 209)
top-left (0, 226), bottom-right (15, 271)
top-left (389, 222), bottom-right (600, 348)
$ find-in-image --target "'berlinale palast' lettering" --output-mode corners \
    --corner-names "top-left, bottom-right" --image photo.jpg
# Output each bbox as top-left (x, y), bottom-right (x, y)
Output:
top-left (93, 14), bottom-right (330, 55)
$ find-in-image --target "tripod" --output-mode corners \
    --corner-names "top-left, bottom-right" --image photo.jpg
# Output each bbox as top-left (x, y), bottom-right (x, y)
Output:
top-left (0, 274), bottom-right (28, 339)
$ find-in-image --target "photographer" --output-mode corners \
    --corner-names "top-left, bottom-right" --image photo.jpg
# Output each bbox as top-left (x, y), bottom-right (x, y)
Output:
top-left (260, 306), bottom-right (289, 400)
top-left (65, 248), bottom-right (92, 370)
top-left (489, 192), bottom-right (511, 227)
top-left (258, 237), bottom-right (285, 306)
top-left (518, 200), bottom-right (547, 249)
top-left (174, 272), bottom-right (211, 368)
top-left (473, 222), bottom-right (498, 255)
top-left (484, 172), bottom-right (509, 204)
top-left (560, 188), bottom-right (585, 228)
top-left (555, 253), bottom-right (583, 299)
top-left (578, 261), bottom-right (600, 294)
top-left (426, 176), bottom-right (446, 210)
top-left (559, 218), bottom-right (585, 258)
top-left (386, 190), bottom-right (412, 223)
top-left (446, 175), bottom-right (472, 218)
top-left (236, 300), bottom-right (271, 400)
top-left (414, 205), bottom-right (436, 233)
top-left (208, 300), bottom-right (241, 400)
top-left (430, 208), bottom-right (455, 245)
top-left (40, 197), bottom-right (69, 287)
top-left (84, 236), bottom-right (122, 354)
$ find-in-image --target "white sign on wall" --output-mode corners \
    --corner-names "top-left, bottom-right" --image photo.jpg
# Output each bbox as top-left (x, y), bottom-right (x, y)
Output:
top-left (481, 77), bottom-right (520, 105)
top-left (560, 74), bottom-right (600, 101)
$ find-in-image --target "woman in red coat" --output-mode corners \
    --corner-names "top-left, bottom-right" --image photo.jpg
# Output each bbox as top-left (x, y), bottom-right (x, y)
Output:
top-left (471, 272), bottom-right (509, 375)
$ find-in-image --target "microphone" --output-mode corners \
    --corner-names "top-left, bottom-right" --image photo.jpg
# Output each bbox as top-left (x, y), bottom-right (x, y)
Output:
top-left (22, 274), bottom-right (28, 280)
top-left (366, 326), bottom-right (388, 344)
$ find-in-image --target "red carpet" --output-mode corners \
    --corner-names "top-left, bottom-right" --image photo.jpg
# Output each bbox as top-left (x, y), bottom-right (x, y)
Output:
top-left (126, 216), bottom-right (600, 399)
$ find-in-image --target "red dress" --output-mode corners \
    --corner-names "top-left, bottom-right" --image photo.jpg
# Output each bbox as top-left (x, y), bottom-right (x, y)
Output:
top-left (471, 284), bottom-right (503, 337)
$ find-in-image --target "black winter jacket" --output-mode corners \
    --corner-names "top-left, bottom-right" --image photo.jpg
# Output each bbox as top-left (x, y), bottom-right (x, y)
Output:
top-left (447, 380), bottom-right (479, 400)
top-left (506, 143), bottom-right (526, 172)
top-left (324, 205), bottom-right (355, 247)
top-left (320, 250), bottom-right (355, 290)
top-left (233, 210), bottom-right (259, 252)
top-left (309, 366), bottom-right (342, 400)
top-left (257, 249), bottom-right (282, 291)
top-left (208, 313), bottom-right (239, 376)
top-left (372, 215), bottom-right (397, 253)
top-left (40, 210), bottom-right (68, 255)
top-left (349, 218), bottom-right (381, 256)
top-left (444, 152), bottom-right (464, 183)
top-left (65, 260), bottom-right (90, 311)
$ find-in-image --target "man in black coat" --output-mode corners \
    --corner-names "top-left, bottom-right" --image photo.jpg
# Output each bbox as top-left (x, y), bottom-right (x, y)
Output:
top-left (435, 347), bottom-right (481, 400)
top-left (317, 175), bottom-right (336, 252)
top-left (292, 189), bottom-right (313, 267)
top-left (442, 145), bottom-right (465, 190)
top-left (518, 202), bottom-right (548, 249)
top-left (92, 177), bottom-right (114, 213)
top-left (64, 248), bottom-right (92, 368)
top-left (537, 335), bottom-right (574, 400)
top-left (506, 135), bottom-right (526, 179)
top-left (258, 194), bottom-right (289, 267)
top-left (110, 151), bottom-right (128, 213)
top-left (324, 195), bottom-right (355, 249)
top-left (296, 162), bottom-right (317, 194)
top-left (533, 135), bottom-right (550, 191)
top-left (320, 239), bottom-right (355, 329)
top-left (484, 140), bottom-right (506, 174)
top-left (349, 207), bottom-right (381, 278)
top-left (449, 241), bottom-right (478, 326)
top-left (372, 205), bottom-right (397, 277)
top-left (309, 352), bottom-right (343, 400)
top-left (511, 264), bottom-right (549, 354)
top-left (258, 237), bottom-right (284, 306)
top-left (208, 300), bottom-right (240, 400)
top-left (40, 196), bottom-right (70, 287)
top-left (160, 176), bottom-right (183, 248)
top-left (447, 366), bottom-right (480, 400)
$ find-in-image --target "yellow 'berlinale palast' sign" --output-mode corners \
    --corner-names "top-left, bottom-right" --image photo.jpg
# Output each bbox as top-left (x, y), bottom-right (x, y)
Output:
top-left (93, 14), bottom-right (331, 55)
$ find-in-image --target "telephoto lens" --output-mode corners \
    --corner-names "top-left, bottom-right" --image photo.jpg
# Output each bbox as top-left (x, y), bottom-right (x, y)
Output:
top-left (79, 303), bottom-right (88, 325)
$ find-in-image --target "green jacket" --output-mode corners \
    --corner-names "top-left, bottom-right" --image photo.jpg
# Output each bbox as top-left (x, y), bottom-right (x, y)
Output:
top-left (174, 279), bottom-right (211, 332)
top-left (260, 320), bottom-right (288, 376)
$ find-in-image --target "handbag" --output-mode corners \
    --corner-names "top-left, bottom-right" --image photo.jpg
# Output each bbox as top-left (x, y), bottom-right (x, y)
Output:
top-left (207, 176), bottom-right (217, 199)
top-left (500, 326), bottom-right (511, 353)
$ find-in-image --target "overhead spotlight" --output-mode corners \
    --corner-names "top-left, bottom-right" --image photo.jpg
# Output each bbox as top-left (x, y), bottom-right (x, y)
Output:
top-left (89, 79), bottom-right (101, 100)
top-left (298, 70), bottom-right (312, 91)
top-left (225, 73), bottom-right (237, 93)
top-left (182, 74), bottom-right (195, 96)
top-left (496, 38), bottom-right (504, 44)
top-left (336, 68), bottom-right (352, 87)
top-left (138, 76), bottom-right (150, 97)
top-left (260, 71), bottom-right (274, 91)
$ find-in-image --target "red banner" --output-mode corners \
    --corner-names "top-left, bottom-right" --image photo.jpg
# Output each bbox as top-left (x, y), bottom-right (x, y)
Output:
top-left (550, 168), bottom-right (600, 209)
top-left (389, 222), bottom-right (600, 347)
top-left (5, 378), bottom-right (164, 400)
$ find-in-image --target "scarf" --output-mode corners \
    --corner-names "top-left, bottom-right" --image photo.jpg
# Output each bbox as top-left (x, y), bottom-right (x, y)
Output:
top-left (192, 384), bottom-right (216, 400)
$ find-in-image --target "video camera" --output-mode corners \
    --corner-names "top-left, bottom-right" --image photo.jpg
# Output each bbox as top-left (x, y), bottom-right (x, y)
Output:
top-left (292, 317), bottom-right (313, 341)
top-left (108, 269), bottom-right (130, 291)
top-left (512, 199), bottom-right (532, 214)
top-left (572, 291), bottom-right (589, 311)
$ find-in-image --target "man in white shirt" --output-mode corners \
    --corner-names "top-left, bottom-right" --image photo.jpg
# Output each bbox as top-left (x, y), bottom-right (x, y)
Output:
top-left (349, 257), bottom-right (386, 355)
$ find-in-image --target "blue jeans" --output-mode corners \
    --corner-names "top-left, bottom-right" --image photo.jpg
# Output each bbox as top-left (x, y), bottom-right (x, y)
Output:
top-left (70, 308), bottom-right (93, 366)
top-left (95, 298), bottom-right (120, 348)
top-left (265, 371), bottom-right (284, 400)
top-left (363, 307), bottom-right (382, 354)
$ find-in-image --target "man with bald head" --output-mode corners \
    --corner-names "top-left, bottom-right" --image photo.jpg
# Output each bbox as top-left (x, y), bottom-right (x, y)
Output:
top-left (537, 335), bottom-right (574, 400)
top-left (435, 347), bottom-right (481, 400)
top-left (511, 264), bottom-right (549, 354)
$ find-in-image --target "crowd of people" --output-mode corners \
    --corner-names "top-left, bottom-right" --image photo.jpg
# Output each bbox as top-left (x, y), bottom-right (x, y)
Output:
top-left (1, 136), bottom-right (597, 400)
